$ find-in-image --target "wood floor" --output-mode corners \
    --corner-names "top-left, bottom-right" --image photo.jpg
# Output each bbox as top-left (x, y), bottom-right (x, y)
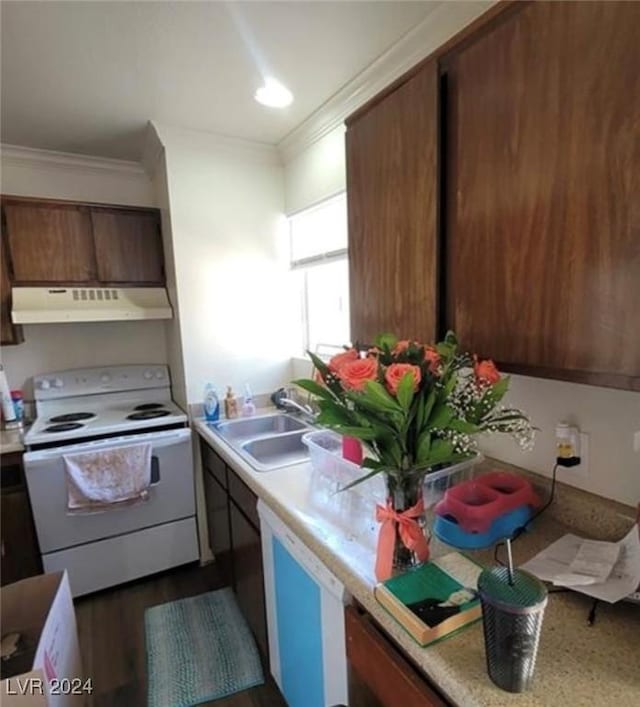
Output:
top-left (74, 562), bottom-right (287, 707)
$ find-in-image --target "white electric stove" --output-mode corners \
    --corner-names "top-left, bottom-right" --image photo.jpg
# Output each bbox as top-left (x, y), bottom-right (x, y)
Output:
top-left (24, 364), bottom-right (187, 447)
top-left (23, 365), bottom-right (199, 596)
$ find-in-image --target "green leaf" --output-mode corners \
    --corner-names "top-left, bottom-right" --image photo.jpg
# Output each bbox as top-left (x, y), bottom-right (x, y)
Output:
top-left (292, 378), bottom-right (335, 402)
top-left (362, 458), bottom-right (386, 471)
top-left (449, 419), bottom-right (481, 434)
top-left (443, 330), bottom-right (458, 348)
top-left (396, 372), bottom-right (415, 412)
top-left (429, 403), bottom-right (455, 430)
top-left (308, 351), bottom-right (330, 378)
top-left (415, 431), bottom-right (432, 465)
top-left (428, 439), bottom-right (455, 465)
top-left (421, 389), bottom-right (437, 428)
top-left (362, 381), bottom-right (402, 411)
top-left (374, 333), bottom-right (398, 350)
top-left (489, 376), bottom-right (510, 403)
top-left (339, 466), bottom-right (385, 493)
top-left (316, 400), bottom-right (354, 427)
top-left (415, 389), bottom-right (426, 430)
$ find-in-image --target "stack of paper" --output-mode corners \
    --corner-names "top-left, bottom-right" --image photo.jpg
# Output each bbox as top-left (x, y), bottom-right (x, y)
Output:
top-left (522, 525), bottom-right (640, 603)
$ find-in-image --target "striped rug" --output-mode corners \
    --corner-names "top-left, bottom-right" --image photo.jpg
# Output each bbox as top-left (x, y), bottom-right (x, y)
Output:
top-left (145, 587), bottom-right (264, 707)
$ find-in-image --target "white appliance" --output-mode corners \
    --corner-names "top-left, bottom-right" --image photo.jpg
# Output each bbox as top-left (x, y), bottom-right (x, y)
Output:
top-left (258, 500), bottom-right (349, 707)
top-left (23, 365), bottom-right (199, 597)
top-left (12, 286), bottom-right (172, 324)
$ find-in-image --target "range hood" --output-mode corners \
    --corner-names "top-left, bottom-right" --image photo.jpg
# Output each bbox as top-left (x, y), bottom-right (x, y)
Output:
top-left (11, 287), bottom-right (173, 324)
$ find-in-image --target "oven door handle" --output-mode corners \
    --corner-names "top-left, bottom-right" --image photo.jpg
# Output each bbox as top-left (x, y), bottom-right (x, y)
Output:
top-left (150, 456), bottom-right (161, 485)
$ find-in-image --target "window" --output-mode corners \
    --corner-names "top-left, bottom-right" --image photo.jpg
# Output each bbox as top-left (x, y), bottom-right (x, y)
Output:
top-left (289, 193), bottom-right (350, 355)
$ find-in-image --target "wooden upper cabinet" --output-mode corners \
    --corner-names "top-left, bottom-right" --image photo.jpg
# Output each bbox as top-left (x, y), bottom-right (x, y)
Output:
top-left (1, 234), bottom-right (23, 345)
top-left (444, 1), bottom-right (640, 390)
top-left (4, 202), bottom-right (95, 283)
top-left (1, 198), bottom-right (165, 288)
top-left (346, 61), bottom-right (439, 346)
top-left (91, 208), bottom-right (164, 284)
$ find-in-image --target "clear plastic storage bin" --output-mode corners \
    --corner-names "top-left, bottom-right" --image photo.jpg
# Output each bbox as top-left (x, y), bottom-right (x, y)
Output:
top-left (302, 429), bottom-right (482, 514)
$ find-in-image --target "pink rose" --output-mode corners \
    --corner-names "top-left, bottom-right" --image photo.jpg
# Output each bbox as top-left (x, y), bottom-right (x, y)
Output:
top-left (328, 348), bottom-right (359, 373)
top-left (424, 346), bottom-right (441, 375)
top-left (393, 340), bottom-right (412, 355)
top-left (385, 363), bottom-right (421, 396)
top-left (474, 356), bottom-right (501, 386)
top-left (338, 358), bottom-right (379, 391)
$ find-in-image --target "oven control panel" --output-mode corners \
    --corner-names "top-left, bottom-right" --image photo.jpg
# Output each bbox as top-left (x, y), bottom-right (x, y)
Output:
top-left (33, 365), bottom-right (170, 400)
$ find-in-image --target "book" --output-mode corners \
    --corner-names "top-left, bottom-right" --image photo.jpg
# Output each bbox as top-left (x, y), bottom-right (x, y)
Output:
top-left (374, 552), bottom-right (483, 646)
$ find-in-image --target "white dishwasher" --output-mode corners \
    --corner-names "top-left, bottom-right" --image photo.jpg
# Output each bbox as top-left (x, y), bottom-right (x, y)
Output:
top-left (258, 500), bottom-right (349, 707)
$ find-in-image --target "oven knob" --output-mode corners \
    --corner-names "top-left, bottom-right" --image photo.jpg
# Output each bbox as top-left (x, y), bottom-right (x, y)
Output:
top-left (39, 379), bottom-right (51, 390)
top-left (144, 370), bottom-right (154, 380)
top-left (155, 370), bottom-right (164, 379)
top-left (101, 373), bottom-right (111, 384)
top-left (52, 378), bottom-right (64, 388)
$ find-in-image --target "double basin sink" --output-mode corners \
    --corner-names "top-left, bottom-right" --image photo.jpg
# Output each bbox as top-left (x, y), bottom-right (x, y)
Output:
top-left (207, 413), bottom-right (313, 471)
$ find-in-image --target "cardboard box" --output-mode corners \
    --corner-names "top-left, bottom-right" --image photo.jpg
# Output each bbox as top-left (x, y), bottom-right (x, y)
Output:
top-left (1, 571), bottom-right (84, 706)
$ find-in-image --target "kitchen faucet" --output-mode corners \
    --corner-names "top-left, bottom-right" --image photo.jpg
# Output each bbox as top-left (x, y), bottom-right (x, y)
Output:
top-left (271, 387), bottom-right (317, 423)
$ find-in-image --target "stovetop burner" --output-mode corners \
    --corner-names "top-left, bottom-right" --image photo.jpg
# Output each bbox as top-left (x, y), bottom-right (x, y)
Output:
top-left (45, 422), bottom-right (85, 433)
top-left (49, 412), bottom-right (97, 423)
top-left (127, 410), bottom-right (171, 421)
top-left (133, 403), bottom-right (166, 411)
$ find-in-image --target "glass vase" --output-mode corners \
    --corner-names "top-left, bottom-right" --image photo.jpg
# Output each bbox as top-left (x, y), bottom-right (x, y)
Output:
top-left (385, 468), bottom-right (430, 575)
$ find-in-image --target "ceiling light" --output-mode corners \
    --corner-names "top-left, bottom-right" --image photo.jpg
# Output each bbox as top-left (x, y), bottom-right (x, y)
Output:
top-left (254, 78), bottom-right (293, 108)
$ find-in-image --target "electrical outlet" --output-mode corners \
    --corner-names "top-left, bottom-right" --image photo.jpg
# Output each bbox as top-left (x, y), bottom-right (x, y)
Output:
top-left (634, 431), bottom-right (640, 453)
top-left (570, 432), bottom-right (589, 478)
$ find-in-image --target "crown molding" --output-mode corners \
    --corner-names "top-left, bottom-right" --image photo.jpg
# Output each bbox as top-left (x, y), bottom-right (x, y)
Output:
top-left (151, 121), bottom-right (281, 167)
top-left (0, 143), bottom-right (148, 180)
top-left (278, 0), bottom-right (495, 164)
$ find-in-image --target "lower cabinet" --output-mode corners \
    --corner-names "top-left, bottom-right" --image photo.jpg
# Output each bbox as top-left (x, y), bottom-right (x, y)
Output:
top-left (201, 441), bottom-right (268, 660)
top-left (229, 499), bottom-right (268, 659)
top-left (346, 605), bottom-right (449, 707)
top-left (1, 452), bottom-right (42, 585)
top-left (202, 468), bottom-right (232, 585)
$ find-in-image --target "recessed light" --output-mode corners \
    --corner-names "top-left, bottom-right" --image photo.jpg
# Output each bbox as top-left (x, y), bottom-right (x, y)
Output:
top-left (254, 78), bottom-right (293, 108)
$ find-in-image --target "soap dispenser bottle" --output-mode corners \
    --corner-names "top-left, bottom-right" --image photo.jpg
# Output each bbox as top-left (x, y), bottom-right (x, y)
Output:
top-left (242, 383), bottom-right (256, 417)
top-left (224, 386), bottom-right (239, 419)
top-left (203, 384), bottom-right (220, 422)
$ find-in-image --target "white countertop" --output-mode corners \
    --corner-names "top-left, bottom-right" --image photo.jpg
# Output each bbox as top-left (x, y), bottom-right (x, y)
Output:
top-left (195, 416), bottom-right (640, 707)
top-left (0, 427), bottom-right (25, 454)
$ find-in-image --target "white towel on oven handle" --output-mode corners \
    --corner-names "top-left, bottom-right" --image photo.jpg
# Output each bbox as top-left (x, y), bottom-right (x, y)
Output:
top-left (64, 442), bottom-right (152, 514)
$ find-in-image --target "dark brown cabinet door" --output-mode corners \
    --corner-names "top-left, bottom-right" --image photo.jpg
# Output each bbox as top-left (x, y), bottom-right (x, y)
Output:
top-left (229, 500), bottom-right (268, 659)
top-left (4, 202), bottom-right (95, 283)
top-left (444, 1), bottom-right (640, 390)
top-left (1, 232), bottom-right (23, 345)
top-left (203, 468), bottom-right (232, 585)
top-left (91, 209), bottom-right (164, 284)
top-left (346, 60), bottom-right (439, 345)
top-left (346, 606), bottom-right (448, 706)
top-left (1, 453), bottom-right (42, 585)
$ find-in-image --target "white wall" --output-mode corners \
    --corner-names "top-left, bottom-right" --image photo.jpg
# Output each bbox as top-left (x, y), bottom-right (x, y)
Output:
top-left (145, 143), bottom-right (189, 410)
top-left (1, 322), bottom-right (169, 397)
top-left (479, 376), bottom-right (640, 507)
top-left (0, 145), bottom-right (168, 398)
top-left (152, 123), bottom-right (296, 404)
top-left (284, 125), bottom-right (346, 215)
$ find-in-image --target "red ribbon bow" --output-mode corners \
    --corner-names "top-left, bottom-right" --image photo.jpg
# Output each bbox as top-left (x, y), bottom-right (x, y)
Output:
top-left (375, 498), bottom-right (430, 581)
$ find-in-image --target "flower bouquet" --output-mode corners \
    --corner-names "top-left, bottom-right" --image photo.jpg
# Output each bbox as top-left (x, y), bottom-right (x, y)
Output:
top-left (294, 331), bottom-right (534, 580)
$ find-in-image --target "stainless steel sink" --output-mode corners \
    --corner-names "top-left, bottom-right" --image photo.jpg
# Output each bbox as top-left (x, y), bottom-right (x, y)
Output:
top-left (240, 431), bottom-right (310, 472)
top-left (214, 413), bottom-right (307, 442)
top-left (208, 413), bottom-right (312, 471)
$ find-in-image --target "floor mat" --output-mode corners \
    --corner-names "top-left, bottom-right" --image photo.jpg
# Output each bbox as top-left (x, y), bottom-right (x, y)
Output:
top-left (145, 587), bottom-right (264, 707)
